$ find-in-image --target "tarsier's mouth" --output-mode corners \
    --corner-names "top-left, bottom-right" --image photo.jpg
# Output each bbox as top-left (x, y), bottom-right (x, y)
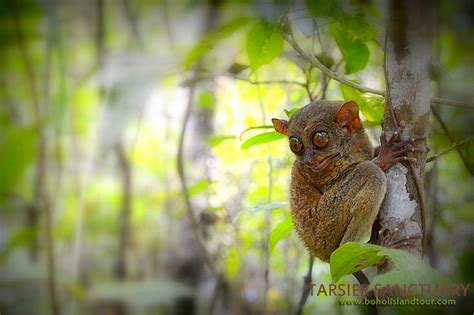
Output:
top-left (312, 152), bottom-right (340, 172)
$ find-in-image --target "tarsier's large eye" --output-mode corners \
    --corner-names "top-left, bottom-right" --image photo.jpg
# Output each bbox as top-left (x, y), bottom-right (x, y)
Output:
top-left (289, 137), bottom-right (304, 154)
top-left (312, 131), bottom-right (329, 148)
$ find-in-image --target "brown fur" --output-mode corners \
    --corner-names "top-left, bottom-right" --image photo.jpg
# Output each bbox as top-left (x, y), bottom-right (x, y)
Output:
top-left (274, 100), bottom-right (387, 261)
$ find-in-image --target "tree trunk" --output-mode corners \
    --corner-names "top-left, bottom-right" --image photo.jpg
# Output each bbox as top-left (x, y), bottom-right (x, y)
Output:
top-left (377, 0), bottom-right (434, 257)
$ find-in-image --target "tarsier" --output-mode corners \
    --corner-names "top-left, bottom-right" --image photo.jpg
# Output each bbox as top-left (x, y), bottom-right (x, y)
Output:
top-left (272, 100), bottom-right (422, 261)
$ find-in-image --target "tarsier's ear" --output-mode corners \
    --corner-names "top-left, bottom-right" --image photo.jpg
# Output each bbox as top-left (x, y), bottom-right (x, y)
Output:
top-left (272, 118), bottom-right (289, 136)
top-left (335, 101), bottom-right (361, 133)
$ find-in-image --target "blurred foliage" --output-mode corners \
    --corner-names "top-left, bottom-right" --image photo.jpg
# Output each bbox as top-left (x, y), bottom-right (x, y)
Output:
top-left (0, 0), bottom-right (472, 315)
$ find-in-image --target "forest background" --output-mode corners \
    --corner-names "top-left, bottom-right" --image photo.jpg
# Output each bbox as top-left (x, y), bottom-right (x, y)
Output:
top-left (0, 0), bottom-right (473, 314)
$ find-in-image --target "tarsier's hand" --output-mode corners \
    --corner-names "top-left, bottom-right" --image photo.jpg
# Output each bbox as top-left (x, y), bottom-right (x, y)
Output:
top-left (373, 122), bottom-right (426, 171)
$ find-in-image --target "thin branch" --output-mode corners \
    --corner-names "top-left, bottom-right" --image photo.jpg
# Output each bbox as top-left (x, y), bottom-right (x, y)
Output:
top-left (182, 74), bottom-right (306, 87)
top-left (295, 255), bottom-right (314, 315)
top-left (177, 77), bottom-right (218, 278)
top-left (283, 22), bottom-right (474, 110)
top-left (426, 137), bottom-right (474, 163)
top-left (431, 108), bottom-right (474, 174)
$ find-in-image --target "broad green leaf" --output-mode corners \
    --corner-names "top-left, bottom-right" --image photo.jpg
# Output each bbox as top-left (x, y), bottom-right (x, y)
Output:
top-left (340, 84), bottom-right (384, 122)
top-left (331, 22), bottom-right (370, 74)
top-left (183, 17), bottom-right (255, 69)
top-left (197, 91), bottom-right (215, 109)
top-left (270, 215), bottom-right (294, 251)
top-left (0, 126), bottom-right (37, 193)
top-left (246, 20), bottom-right (283, 72)
top-left (189, 179), bottom-right (210, 196)
top-left (207, 135), bottom-right (236, 147)
top-left (241, 131), bottom-right (286, 149)
top-left (226, 248), bottom-right (241, 280)
top-left (369, 247), bottom-right (444, 294)
top-left (330, 242), bottom-right (386, 282)
top-left (239, 125), bottom-right (274, 140)
top-left (330, 242), bottom-right (444, 295)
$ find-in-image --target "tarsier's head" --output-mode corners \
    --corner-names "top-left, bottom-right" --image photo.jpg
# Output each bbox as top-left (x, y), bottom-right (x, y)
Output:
top-left (272, 100), bottom-right (372, 185)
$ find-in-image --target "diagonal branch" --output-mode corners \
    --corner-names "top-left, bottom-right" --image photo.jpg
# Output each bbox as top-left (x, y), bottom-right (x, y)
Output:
top-left (431, 108), bottom-right (474, 174)
top-left (426, 137), bottom-right (474, 163)
top-left (282, 24), bottom-right (474, 110)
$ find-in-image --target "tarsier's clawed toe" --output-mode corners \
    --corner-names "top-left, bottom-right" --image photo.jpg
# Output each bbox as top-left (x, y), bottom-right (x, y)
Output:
top-left (379, 219), bottom-right (421, 249)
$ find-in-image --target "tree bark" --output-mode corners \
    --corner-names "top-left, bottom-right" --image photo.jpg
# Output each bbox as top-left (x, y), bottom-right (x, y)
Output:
top-left (378, 0), bottom-right (434, 257)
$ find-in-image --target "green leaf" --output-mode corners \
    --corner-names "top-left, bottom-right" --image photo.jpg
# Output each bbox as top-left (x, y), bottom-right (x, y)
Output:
top-left (0, 126), bottom-right (37, 193)
top-left (330, 242), bottom-right (444, 295)
top-left (189, 179), bottom-right (210, 196)
top-left (197, 91), bottom-right (215, 109)
top-left (369, 247), bottom-right (444, 294)
top-left (330, 22), bottom-right (370, 74)
top-left (269, 215), bottom-right (294, 251)
top-left (305, 0), bottom-right (335, 17)
top-left (330, 242), bottom-right (386, 282)
top-left (246, 20), bottom-right (283, 72)
top-left (316, 53), bottom-right (334, 69)
top-left (241, 131), bottom-right (286, 149)
top-left (284, 108), bottom-right (299, 118)
top-left (207, 135), bottom-right (236, 147)
top-left (226, 248), bottom-right (241, 280)
top-left (182, 17), bottom-right (255, 69)
top-left (340, 84), bottom-right (384, 122)
top-left (239, 125), bottom-right (274, 140)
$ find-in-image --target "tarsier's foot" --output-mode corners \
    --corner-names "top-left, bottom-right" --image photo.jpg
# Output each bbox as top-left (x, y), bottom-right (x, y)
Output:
top-left (378, 219), bottom-right (422, 248)
top-left (373, 122), bottom-right (426, 171)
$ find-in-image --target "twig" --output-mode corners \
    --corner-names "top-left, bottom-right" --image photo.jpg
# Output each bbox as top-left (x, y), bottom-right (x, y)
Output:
top-left (282, 24), bottom-right (474, 110)
top-left (295, 255), bottom-right (314, 315)
top-left (177, 80), bottom-right (218, 277)
top-left (431, 108), bottom-right (474, 174)
top-left (426, 137), bottom-right (474, 163)
top-left (182, 74), bottom-right (306, 87)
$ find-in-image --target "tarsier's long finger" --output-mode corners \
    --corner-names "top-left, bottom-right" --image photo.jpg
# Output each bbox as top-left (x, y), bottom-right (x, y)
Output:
top-left (391, 146), bottom-right (426, 157)
top-left (388, 156), bottom-right (418, 164)
top-left (391, 137), bottom-right (426, 150)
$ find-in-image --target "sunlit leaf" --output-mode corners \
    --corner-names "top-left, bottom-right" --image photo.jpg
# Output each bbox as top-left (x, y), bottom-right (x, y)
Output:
top-left (269, 215), bottom-right (294, 251)
top-left (207, 135), bottom-right (236, 147)
top-left (239, 125), bottom-right (274, 140)
top-left (226, 248), bottom-right (241, 280)
top-left (340, 84), bottom-right (384, 122)
top-left (0, 126), bottom-right (37, 193)
top-left (330, 242), bottom-right (386, 282)
top-left (246, 20), bottom-right (283, 72)
top-left (284, 108), bottom-right (299, 118)
top-left (330, 242), bottom-right (444, 294)
top-left (241, 132), bottom-right (286, 150)
top-left (189, 179), bottom-right (211, 196)
top-left (197, 91), bottom-right (215, 109)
